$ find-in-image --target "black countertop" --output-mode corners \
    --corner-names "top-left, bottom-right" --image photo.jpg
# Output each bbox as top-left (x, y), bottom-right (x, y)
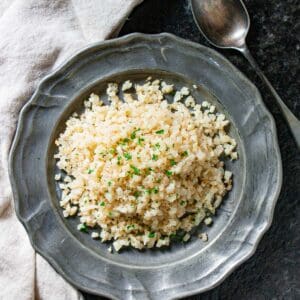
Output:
top-left (84, 1), bottom-right (300, 299)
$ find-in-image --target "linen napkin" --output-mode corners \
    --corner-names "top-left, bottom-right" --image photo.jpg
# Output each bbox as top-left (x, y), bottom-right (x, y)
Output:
top-left (0, 0), bottom-right (143, 299)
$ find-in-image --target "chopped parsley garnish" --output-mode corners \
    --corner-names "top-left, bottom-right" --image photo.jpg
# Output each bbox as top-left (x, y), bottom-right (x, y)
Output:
top-left (152, 154), bottom-right (158, 161)
top-left (127, 170), bottom-right (134, 178)
top-left (145, 187), bottom-right (159, 194)
top-left (137, 137), bottom-right (145, 145)
top-left (120, 138), bottom-right (130, 145)
top-left (170, 159), bottom-right (177, 166)
top-left (180, 200), bottom-right (186, 206)
top-left (108, 212), bottom-right (113, 217)
top-left (87, 169), bottom-right (94, 174)
top-left (117, 156), bottom-right (122, 165)
top-left (155, 129), bottom-right (164, 134)
top-left (133, 191), bottom-right (141, 198)
top-left (78, 223), bottom-right (88, 232)
top-left (108, 181), bottom-right (112, 186)
top-left (148, 232), bottom-right (155, 238)
top-left (154, 143), bottom-right (160, 149)
top-left (157, 178), bottom-right (162, 183)
top-left (181, 151), bottom-right (188, 157)
top-left (165, 170), bottom-right (173, 177)
top-left (169, 232), bottom-right (185, 242)
top-left (130, 165), bottom-right (140, 175)
top-left (100, 201), bottom-right (105, 206)
top-left (130, 128), bottom-right (141, 140)
top-left (109, 148), bottom-right (116, 155)
top-left (123, 152), bottom-right (132, 160)
top-left (127, 225), bottom-right (135, 230)
top-left (145, 167), bottom-right (153, 175)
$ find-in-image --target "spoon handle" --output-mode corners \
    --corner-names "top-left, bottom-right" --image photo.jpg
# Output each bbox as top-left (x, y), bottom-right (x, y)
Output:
top-left (240, 45), bottom-right (300, 150)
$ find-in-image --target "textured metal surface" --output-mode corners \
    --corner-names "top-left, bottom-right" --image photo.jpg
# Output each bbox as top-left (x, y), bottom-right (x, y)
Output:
top-left (9, 33), bottom-right (281, 299)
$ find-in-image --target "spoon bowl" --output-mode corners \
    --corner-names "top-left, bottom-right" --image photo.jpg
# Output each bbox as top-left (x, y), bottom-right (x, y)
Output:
top-left (191, 0), bottom-right (250, 49)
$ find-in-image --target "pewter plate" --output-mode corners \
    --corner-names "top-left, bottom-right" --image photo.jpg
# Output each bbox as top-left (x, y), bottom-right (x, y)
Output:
top-left (9, 33), bottom-right (282, 300)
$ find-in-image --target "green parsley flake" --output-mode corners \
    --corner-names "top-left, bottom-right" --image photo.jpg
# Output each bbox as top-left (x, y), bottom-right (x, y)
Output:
top-left (130, 165), bottom-right (140, 175)
top-left (165, 170), bottom-right (173, 177)
top-left (133, 191), bottom-right (141, 198)
top-left (148, 232), bottom-right (155, 238)
top-left (108, 181), bottom-right (112, 186)
top-left (181, 151), bottom-right (188, 157)
top-left (146, 187), bottom-right (159, 194)
top-left (152, 154), bottom-right (158, 161)
top-left (180, 200), bottom-right (186, 206)
top-left (120, 138), bottom-right (130, 145)
top-left (170, 159), bottom-right (177, 166)
top-left (137, 137), bottom-right (145, 145)
top-left (130, 128), bottom-right (140, 140)
top-left (155, 129), bottom-right (164, 134)
top-left (123, 152), bottom-right (132, 160)
top-left (169, 232), bottom-right (185, 242)
top-left (87, 169), bottom-right (94, 174)
top-left (146, 167), bottom-right (153, 175)
top-left (154, 143), bottom-right (160, 149)
top-left (109, 148), bottom-right (116, 155)
top-left (78, 223), bottom-right (88, 232)
top-left (117, 156), bottom-right (122, 165)
top-left (100, 201), bottom-right (105, 206)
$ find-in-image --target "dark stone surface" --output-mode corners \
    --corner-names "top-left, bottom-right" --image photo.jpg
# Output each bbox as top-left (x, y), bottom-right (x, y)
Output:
top-left (84, 0), bottom-right (300, 299)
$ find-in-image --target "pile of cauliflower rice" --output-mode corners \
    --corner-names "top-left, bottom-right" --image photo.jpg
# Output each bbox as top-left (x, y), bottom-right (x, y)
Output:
top-left (54, 78), bottom-right (237, 252)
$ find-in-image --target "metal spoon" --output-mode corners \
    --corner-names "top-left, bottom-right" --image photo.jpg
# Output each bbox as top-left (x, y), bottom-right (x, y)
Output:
top-left (190, 0), bottom-right (300, 149)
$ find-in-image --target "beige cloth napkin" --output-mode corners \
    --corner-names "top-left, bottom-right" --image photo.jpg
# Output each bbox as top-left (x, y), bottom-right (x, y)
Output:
top-left (0, 1), bottom-right (142, 299)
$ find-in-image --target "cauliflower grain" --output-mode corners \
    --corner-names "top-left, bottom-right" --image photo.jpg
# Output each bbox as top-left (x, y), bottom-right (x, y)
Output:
top-left (55, 79), bottom-right (237, 251)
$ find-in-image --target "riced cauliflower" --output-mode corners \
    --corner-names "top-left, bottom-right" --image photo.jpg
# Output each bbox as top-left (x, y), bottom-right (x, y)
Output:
top-left (54, 79), bottom-right (237, 251)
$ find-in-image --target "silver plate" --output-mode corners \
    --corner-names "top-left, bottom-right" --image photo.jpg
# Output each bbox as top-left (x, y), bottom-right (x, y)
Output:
top-left (9, 33), bottom-right (282, 300)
